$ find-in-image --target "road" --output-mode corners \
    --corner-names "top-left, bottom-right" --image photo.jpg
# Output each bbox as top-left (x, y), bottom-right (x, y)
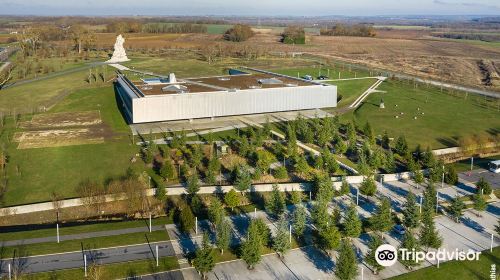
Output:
top-left (2, 240), bottom-right (175, 274)
top-left (2, 225), bottom-right (166, 247)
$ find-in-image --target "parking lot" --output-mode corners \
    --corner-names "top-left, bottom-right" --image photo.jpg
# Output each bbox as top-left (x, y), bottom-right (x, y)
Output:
top-left (201, 179), bottom-right (499, 280)
top-left (459, 169), bottom-right (500, 189)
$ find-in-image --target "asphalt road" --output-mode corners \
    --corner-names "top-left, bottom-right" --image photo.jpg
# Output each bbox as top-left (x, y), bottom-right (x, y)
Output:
top-left (0, 240), bottom-right (175, 274)
top-left (2, 225), bottom-right (166, 247)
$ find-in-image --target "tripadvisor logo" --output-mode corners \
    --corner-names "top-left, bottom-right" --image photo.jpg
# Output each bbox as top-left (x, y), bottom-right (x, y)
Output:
top-left (375, 244), bottom-right (482, 267)
top-left (375, 244), bottom-right (398, 267)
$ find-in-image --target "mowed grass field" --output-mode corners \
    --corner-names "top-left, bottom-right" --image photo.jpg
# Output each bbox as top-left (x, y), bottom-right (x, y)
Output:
top-left (343, 79), bottom-right (500, 149)
top-left (0, 66), bottom-right (103, 114)
top-left (1, 86), bottom-right (140, 206)
top-left (331, 78), bottom-right (379, 108)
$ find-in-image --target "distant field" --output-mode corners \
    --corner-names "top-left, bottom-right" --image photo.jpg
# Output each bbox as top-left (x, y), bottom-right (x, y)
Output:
top-left (434, 37), bottom-right (500, 47)
top-left (204, 24), bottom-right (319, 35)
top-left (374, 25), bottom-right (431, 30)
top-left (342, 79), bottom-right (500, 149)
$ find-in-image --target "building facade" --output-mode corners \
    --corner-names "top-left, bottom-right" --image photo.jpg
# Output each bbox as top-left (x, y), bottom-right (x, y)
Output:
top-left (116, 70), bottom-right (337, 124)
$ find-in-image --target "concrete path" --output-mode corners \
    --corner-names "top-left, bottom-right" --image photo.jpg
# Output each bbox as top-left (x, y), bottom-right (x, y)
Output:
top-left (349, 77), bottom-right (386, 108)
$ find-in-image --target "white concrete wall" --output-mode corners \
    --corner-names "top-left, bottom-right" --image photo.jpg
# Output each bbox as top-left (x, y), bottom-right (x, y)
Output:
top-left (382, 172), bottom-right (413, 181)
top-left (131, 84), bottom-right (337, 123)
top-left (0, 183), bottom-right (312, 217)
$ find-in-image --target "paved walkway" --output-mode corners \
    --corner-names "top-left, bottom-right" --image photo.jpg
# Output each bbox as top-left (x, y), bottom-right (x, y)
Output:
top-left (349, 77), bottom-right (386, 108)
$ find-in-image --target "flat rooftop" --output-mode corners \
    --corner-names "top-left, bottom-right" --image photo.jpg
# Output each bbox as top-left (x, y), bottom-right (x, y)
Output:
top-left (129, 72), bottom-right (316, 96)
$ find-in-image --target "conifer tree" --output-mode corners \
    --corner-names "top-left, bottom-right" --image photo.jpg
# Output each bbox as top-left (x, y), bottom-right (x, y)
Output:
top-left (402, 192), bottom-right (420, 229)
top-left (365, 234), bottom-right (384, 274)
top-left (273, 216), bottom-right (291, 258)
top-left (399, 231), bottom-right (421, 269)
top-left (241, 220), bottom-right (263, 269)
top-left (473, 192), bottom-right (487, 215)
top-left (318, 224), bottom-right (341, 253)
top-left (420, 206), bottom-right (442, 249)
top-left (449, 195), bottom-right (465, 223)
top-left (193, 232), bottom-right (215, 279)
top-left (187, 171), bottom-right (200, 196)
top-left (370, 198), bottom-right (394, 233)
top-left (216, 219), bottom-right (232, 255)
top-left (335, 239), bottom-right (358, 280)
top-left (224, 189), bottom-right (240, 211)
top-left (292, 205), bottom-right (307, 239)
top-left (340, 177), bottom-right (350, 195)
top-left (268, 184), bottom-right (285, 217)
top-left (343, 204), bottom-right (362, 238)
top-left (360, 177), bottom-right (377, 197)
top-left (208, 198), bottom-right (224, 228)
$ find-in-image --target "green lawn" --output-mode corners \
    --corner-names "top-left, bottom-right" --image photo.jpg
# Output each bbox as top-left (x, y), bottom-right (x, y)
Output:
top-left (390, 247), bottom-right (500, 280)
top-left (343, 79), bottom-right (500, 149)
top-left (330, 78), bottom-right (378, 108)
top-left (7, 54), bottom-right (100, 84)
top-left (0, 66), bottom-right (108, 114)
top-left (0, 216), bottom-right (171, 241)
top-left (2, 230), bottom-right (169, 257)
top-left (26, 256), bottom-right (178, 280)
top-left (1, 87), bottom-right (140, 206)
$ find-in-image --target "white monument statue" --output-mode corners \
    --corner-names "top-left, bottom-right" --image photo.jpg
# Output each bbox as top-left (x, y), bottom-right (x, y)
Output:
top-left (107, 34), bottom-right (129, 63)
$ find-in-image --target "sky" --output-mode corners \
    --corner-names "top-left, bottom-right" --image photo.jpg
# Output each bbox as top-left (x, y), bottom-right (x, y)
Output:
top-left (1, 0), bottom-right (500, 16)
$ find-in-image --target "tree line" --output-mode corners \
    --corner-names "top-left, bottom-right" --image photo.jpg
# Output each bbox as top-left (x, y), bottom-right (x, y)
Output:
top-left (142, 23), bottom-right (208, 34)
top-left (281, 26), bottom-right (305, 44)
top-left (320, 24), bottom-right (376, 37)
